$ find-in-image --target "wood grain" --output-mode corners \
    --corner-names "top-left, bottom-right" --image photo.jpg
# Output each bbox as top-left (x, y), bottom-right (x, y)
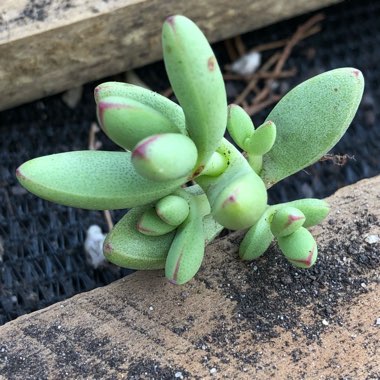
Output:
top-left (0, 0), bottom-right (341, 111)
top-left (0, 176), bottom-right (379, 379)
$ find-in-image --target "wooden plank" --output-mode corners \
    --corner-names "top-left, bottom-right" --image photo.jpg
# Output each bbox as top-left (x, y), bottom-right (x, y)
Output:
top-left (0, 176), bottom-right (379, 378)
top-left (0, 0), bottom-right (342, 111)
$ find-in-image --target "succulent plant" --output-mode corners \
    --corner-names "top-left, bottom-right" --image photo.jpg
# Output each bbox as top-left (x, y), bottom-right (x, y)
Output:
top-left (16, 15), bottom-right (364, 285)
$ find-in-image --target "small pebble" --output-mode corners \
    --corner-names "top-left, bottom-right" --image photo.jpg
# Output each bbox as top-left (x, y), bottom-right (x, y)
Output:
top-left (210, 368), bottom-right (217, 375)
top-left (230, 51), bottom-right (261, 76)
top-left (376, 318), bottom-right (380, 325)
top-left (364, 234), bottom-right (380, 244)
top-left (322, 319), bottom-right (329, 326)
top-left (174, 371), bottom-right (184, 379)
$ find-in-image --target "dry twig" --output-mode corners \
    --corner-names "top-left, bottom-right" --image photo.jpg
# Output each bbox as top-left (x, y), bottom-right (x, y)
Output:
top-left (224, 38), bottom-right (239, 62)
top-left (249, 25), bottom-right (321, 53)
top-left (233, 52), bottom-right (281, 105)
top-left (319, 154), bottom-right (355, 166)
top-left (234, 35), bottom-right (246, 56)
top-left (246, 95), bottom-right (282, 116)
top-left (230, 13), bottom-right (324, 114)
top-left (223, 69), bottom-right (297, 81)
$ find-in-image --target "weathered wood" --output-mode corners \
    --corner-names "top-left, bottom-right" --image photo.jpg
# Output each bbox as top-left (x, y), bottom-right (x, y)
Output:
top-left (0, 0), bottom-right (342, 111)
top-left (0, 176), bottom-right (379, 379)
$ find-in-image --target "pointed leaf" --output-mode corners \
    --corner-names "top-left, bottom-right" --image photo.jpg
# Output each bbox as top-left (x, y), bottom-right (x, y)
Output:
top-left (16, 151), bottom-right (186, 210)
top-left (261, 68), bottom-right (364, 187)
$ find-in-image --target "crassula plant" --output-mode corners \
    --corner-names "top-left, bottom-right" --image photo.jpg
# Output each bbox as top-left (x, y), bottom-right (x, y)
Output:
top-left (16, 16), bottom-right (364, 285)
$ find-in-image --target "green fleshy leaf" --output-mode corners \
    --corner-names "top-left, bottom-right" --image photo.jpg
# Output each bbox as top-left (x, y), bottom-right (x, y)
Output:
top-left (162, 15), bottom-right (227, 168)
top-left (16, 151), bottom-right (186, 210)
top-left (132, 133), bottom-right (198, 181)
top-left (278, 227), bottom-right (318, 269)
top-left (94, 81), bottom-right (186, 135)
top-left (197, 139), bottom-right (267, 230)
top-left (97, 96), bottom-right (180, 150)
top-left (200, 151), bottom-right (228, 177)
top-left (165, 193), bottom-right (205, 284)
top-left (270, 206), bottom-right (305, 237)
top-left (104, 199), bottom-right (222, 271)
top-left (156, 195), bottom-right (190, 226)
top-left (239, 207), bottom-right (274, 261)
top-left (203, 214), bottom-right (223, 244)
top-left (261, 68), bottom-right (365, 187)
top-left (137, 207), bottom-right (177, 236)
top-left (285, 198), bottom-right (329, 227)
top-left (244, 120), bottom-right (276, 156)
top-left (104, 206), bottom-right (175, 270)
top-left (226, 104), bottom-right (254, 150)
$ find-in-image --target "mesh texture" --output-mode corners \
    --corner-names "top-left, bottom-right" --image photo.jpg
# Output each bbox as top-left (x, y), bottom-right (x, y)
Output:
top-left (0, 0), bottom-right (379, 324)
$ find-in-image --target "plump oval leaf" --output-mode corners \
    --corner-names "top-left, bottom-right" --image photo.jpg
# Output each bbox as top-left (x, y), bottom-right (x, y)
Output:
top-left (278, 227), bottom-right (318, 269)
top-left (132, 133), bottom-right (198, 181)
top-left (261, 68), bottom-right (365, 187)
top-left (165, 193), bottom-right (205, 284)
top-left (285, 198), bottom-right (329, 227)
top-left (16, 151), bottom-right (186, 210)
top-left (162, 15), bottom-right (227, 168)
top-left (137, 207), bottom-right (177, 236)
top-left (104, 206), bottom-right (175, 270)
top-left (226, 104), bottom-right (254, 150)
top-left (197, 139), bottom-right (267, 230)
top-left (156, 195), bottom-right (190, 226)
top-left (98, 96), bottom-right (180, 150)
top-left (94, 81), bottom-right (186, 134)
top-left (104, 199), bottom-right (223, 271)
top-left (239, 208), bottom-right (274, 261)
top-left (270, 206), bottom-right (305, 237)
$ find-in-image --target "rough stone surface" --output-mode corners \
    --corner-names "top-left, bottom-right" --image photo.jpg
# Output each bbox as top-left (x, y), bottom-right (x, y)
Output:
top-left (0, 176), bottom-right (379, 379)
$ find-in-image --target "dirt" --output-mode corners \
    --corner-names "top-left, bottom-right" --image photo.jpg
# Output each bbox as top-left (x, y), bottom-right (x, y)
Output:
top-left (0, 176), bottom-right (379, 379)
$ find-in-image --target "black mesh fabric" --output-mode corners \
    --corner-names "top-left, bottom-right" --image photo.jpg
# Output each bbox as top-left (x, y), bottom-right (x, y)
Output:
top-left (0, 0), bottom-right (379, 324)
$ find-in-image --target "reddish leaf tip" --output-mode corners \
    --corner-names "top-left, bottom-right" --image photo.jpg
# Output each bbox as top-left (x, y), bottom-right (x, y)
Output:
top-left (222, 188), bottom-right (240, 208)
top-left (132, 135), bottom-right (160, 159)
top-left (166, 15), bottom-right (176, 28)
top-left (285, 214), bottom-right (305, 227)
top-left (289, 244), bottom-right (316, 267)
top-left (15, 167), bottom-right (26, 181)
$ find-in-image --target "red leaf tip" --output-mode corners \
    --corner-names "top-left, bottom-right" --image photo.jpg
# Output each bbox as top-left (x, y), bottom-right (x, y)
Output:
top-left (15, 167), bottom-right (26, 181)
